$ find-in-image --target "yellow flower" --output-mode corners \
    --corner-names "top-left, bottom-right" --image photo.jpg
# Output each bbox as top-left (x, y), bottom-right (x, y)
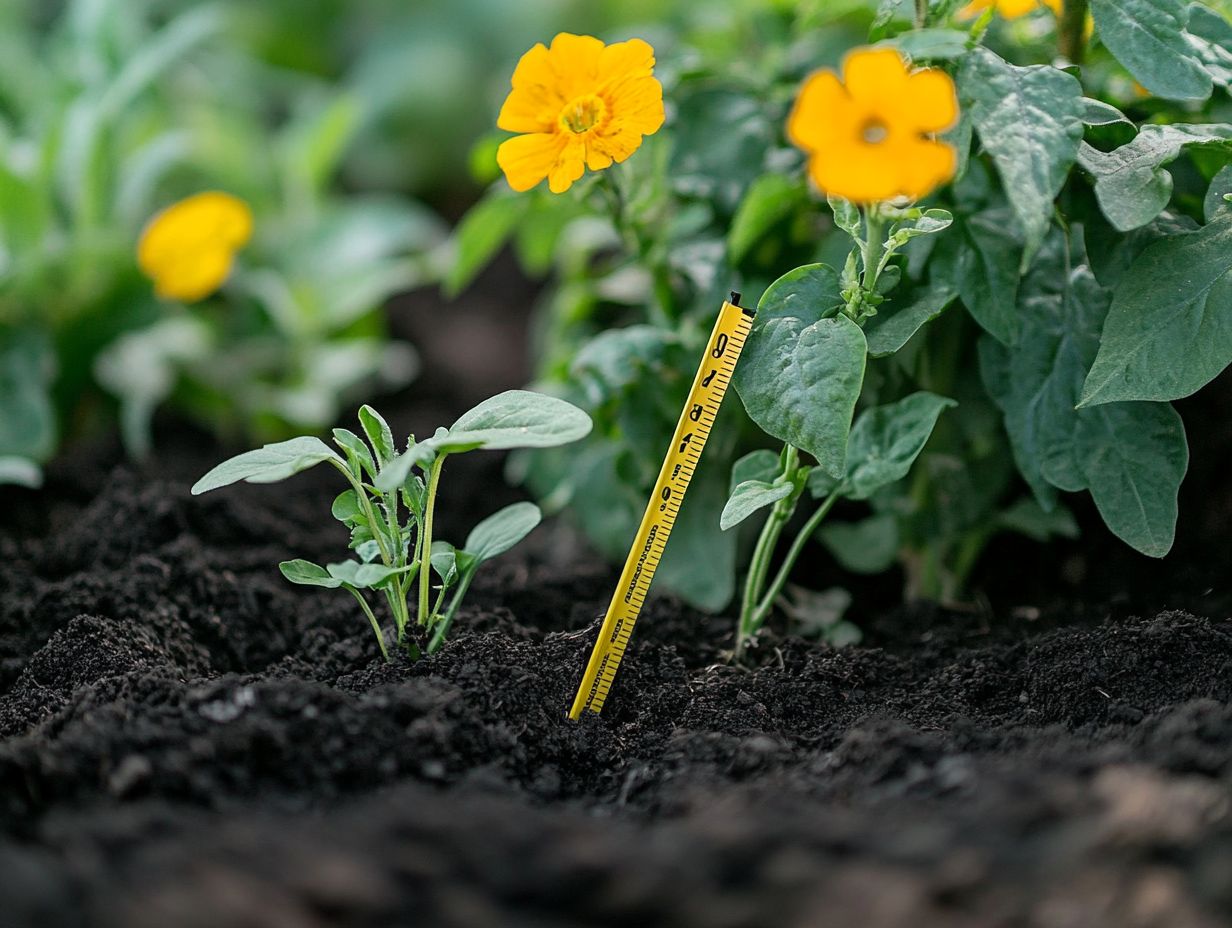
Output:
top-left (496, 33), bottom-right (665, 194)
top-left (787, 47), bottom-right (958, 205)
top-left (138, 192), bottom-right (253, 302)
top-left (959, 0), bottom-right (1061, 19)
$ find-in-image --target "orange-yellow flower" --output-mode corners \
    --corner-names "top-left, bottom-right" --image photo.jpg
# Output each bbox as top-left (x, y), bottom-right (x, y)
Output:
top-left (787, 48), bottom-right (958, 204)
top-left (959, 0), bottom-right (1061, 19)
top-left (138, 192), bottom-right (253, 302)
top-left (496, 33), bottom-right (665, 194)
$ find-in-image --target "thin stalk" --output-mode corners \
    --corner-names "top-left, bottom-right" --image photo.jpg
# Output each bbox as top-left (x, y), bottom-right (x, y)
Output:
top-left (750, 490), bottom-right (840, 627)
top-left (914, 0), bottom-right (928, 29)
top-left (347, 588), bottom-right (389, 661)
top-left (417, 455), bottom-right (445, 625)
top-left (1058, 0), bottom-right (1089, 65)
top-left (329, 461), bottom-right (393, 566)
top-left (736, 446), bottom-right (801, 659)
top-left (859, 206), bottom-right (887, 296)
top-left (428, 572), bottom-right (475, 653)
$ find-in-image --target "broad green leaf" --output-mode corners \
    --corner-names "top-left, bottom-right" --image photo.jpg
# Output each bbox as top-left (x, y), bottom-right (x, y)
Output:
top-left (444, 188), bottom-right (526, 296)
top-left (430, 540), bottom-right (459, 586)
top-left (1076, 403), bottom-right (1188, 556)
top-left (1205, 164), bottom-right (1232, 224)
top-left (843, 393), bottom-right (956, 499)
top-left (730, 449), bottom-right (781, 488)
top-left (1085, 209), bottom-right (1198, 290)
top-left (0, 328), bottom-right (56, 462)
top-left (358, 405), bottom-right (396, 467)
top-left (997, 498), bottom-right (1079, 541)
top-left (933, 209), bottom-right (1022, 344)
top-left (886, 209), bottom-right (953, 248)
top-left (326, 560), bottom-right (417, 590)
top-left (958, 48), bottom-right (1084, 261)
top-left (981, 249), bottom-right (1188, 556)
top-left (463, 501), bottom-right (542, 562)
top-left (280, 560), bottom-right (341, 588)
top-left (0, 456), bottom-right (42, 488)
top-left (1081, 98), bottom-right (1134, 128)
top-left (720, 479), bottom-right (794, 531)
top-left (734, 264), bottom-right (867, 478)
top-left (1187, 4), bottom-right (1232, 87)
top-left (729, 174), bottom-right (803, 263)
top-left (865, 277), bottom-right (958, 357)
top-left (332, 428), bottom-right (377, 479)
top-left (331, 490), bottom-right (364, 525)
top-left (442, 390), bottom-right (593, 452)
top-left (376, 391), bottom-right (591, 492)
top-left (884, 28), bottom-right (972, 61)
top-left (1082, 217), bottom-right (1232, 405)
top-left (818, 513), bottom-right (900, 573)
top-left (192, 437), bottom-right (342, 495)
top-left (1078, 126), bottom-right (1232, 231)
top-left (1089, 0), bottom-right (1211, 101)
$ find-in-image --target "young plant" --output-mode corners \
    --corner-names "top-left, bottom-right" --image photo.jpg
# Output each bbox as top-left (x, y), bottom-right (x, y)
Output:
top-left (191, 391), bottom-right (591, 657)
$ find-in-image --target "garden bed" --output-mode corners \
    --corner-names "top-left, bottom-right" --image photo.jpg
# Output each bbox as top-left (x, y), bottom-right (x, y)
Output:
top-left (2, 381), bottom-right (1232, 928)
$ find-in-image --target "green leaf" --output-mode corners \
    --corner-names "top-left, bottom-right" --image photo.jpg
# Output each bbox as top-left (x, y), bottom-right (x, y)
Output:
top-left (886, 208), bottom-right (953, 248)
top-left (883, 28), bottom-right (972, 61)
top-left (280, 560), bottom-right (341, 588)
top-left (933, 209), bottom-right (1022, 344)
top-left (332, 428), bottom-right (377, 479)
top-left (958, 48), bottom-right (1084, 260)
top-left (1187, 4), bottom-right (1232, 88)
top-left (0, 457), bottom-right (42, 488)
top-left (1205, 164), bottom-right (1232, 224)
top-left (997, 498), bottom-right (1079, 542)
top-left (445, 188), bottom-right (526, 296)
top-left (193, 438), bottom-right (342, 495)
top-left (1082, 217), bottom-right (1232, 405)
top-left (0, 328), bottom-right (56, 462)
top-left (325, 560), bottom-right (417, 590)
top-left (865, 277), bottom-right (958, 357)
top-left (1089, 0), bottom-right (1211, 102)
top-left (720, 479), bottom-right (794, 531)
top-left (843, 393), bottom-right (956, 499)
top-left (1078, 125), bottom-right (1232, 231)
top-left (358, 405), bottom-right (396, 467)
top-left (981, 251), bottom-right (1188, 556)
top-left (430, 541), bottom-right (460, 586)
top-left (463, 501), bottom-right (542, 562)
top-left (734, 264), bottom-right (867, 478)
top-left (818, 513), bottom-right (900, 573)
top-left (729, 174), bottom-right (803, 263)
top-left (828, 194), bottom-right (862, 241)
top-left (730, 449), bottom-right (781, 487)
top-left (376, 391), bottom-right (592, 491)
top-left (442, 390), bottom-right (593, 453)
top-left (331, 490), bottom-right (364, 525)
top-left (1081, 98), bottom-right (1134, 128)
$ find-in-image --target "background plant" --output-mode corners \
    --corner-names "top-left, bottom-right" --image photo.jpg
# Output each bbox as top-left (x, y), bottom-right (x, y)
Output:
top-left (451, 0), bottom-right (1232, 641)
top-left (191, 391), bottom-right (592, 656)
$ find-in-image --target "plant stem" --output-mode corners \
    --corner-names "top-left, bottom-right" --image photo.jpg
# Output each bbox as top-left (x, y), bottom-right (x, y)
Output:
top-left (750, 490), bottom-right (840, 626)
top-left (1058, 0), bottom-right (1089, 65)
top-left (736, 445), bottom-right (801, 660)
top-left (347, 588), bottom-right (389, 661)
top-left (914, 0), bottom-right (928, 29)
top-left (860, 205), bottom-right (886, 296)
top-left (428, 572), bottom-right (475, 653)
top-left (417, 455), bottom-right (445, 625)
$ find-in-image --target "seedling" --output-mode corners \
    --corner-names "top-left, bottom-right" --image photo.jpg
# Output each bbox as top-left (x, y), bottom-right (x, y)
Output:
top-left (192, 391), bottom-right (592, 657)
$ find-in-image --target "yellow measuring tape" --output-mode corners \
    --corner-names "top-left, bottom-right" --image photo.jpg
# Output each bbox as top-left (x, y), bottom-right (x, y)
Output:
top-left (569, 293), bottom-right (755, 719)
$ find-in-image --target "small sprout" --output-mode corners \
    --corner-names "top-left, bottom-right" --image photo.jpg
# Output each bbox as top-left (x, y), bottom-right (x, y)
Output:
top-left (192, 391), bottom-right (591, 658)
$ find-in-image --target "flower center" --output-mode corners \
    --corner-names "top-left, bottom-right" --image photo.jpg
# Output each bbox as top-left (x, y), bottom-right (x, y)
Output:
top-left (559, 95), bottom-right (606, 134)
top-left (860, 118), bottom-right (890, 144)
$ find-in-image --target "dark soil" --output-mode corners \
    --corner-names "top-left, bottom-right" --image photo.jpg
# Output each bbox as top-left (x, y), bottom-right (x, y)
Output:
top-left (2, 282), bottom-right (1232, 927)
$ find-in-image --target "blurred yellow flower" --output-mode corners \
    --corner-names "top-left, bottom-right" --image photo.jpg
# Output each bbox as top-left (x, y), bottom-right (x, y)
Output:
top-left (959, 0), bottom-right (1061, 18)
top-left (787, 48), bottom-right (958, 204)
top-left (138, 192), bottom-right (253, 302)
top-left (496, 33), bottom-right (665, 194)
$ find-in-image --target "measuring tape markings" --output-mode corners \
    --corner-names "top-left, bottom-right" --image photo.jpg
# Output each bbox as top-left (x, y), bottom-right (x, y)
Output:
top-left (569, 296), bottom-right (754, 719)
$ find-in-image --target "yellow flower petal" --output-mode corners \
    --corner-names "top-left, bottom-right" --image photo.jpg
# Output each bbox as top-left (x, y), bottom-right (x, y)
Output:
top-left (496, 33), bottom-right (664, 193)
top-left (138, 192), bottom-right (252, 302)
top-left (786, 47), bottom-right (959, 204)
top-left (960, 0), bottom-right (1057, 18)
top-left (497, 133), bottom-right (567, 192)
top-left (905, 68), bottom-right (959, 134)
